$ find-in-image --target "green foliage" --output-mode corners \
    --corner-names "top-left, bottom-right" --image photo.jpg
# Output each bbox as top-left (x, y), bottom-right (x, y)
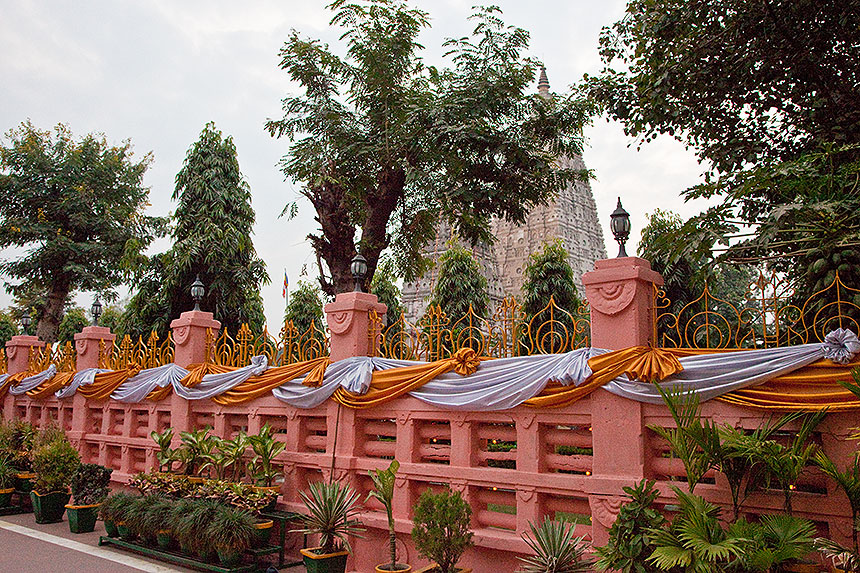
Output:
top-left (99, 491), bottom-right (137, 522)
top-left (179, 426), bottom-right (214, 477)
top-left (57, 306), bottom-right (88, 343)
top-left (815, 450), bottom-right (860, 553)
top-left (284, 281), bottom-right (325, 336)
top-left (98, 303), bottom-right (125, 339)
top-left (367, 460), bottom-right (401, 571)
top-left (31, 437), bottom-right (81, 494)
top-left (584, 1), bottom-right (860, 295)
top-left (646, 486), bottom-right (745, 572)
top-left (411, 487), bottom-right (474, 573)
top-left (518, 516), bottom-right (593, 573)
top-left (0, 456), bottom-right (16, 490)
top-left (70, 463), bottom-right (112, 505)
top-left (0, 310), bottom-right (16, 347)
top-left (427, 244), bottom-right (489, 321)
top-left (125, 122), bottom-right (268, 337)
top-left (0, 121), bottom-right (164, 342)
top-left (247, 423), bottom-right (286, 487)
top-left (521, 240), bottom-right (583, 349)
top-left (730, 514), bottom-right (816, 572)
top-left (595, 480), bottom-right (665, 573)
top-left (267, 1), bottom-right (591, 295)
top-left (296, 480), bottom-right (365, 554)
top-left (648, 386), bottom-right (710, 493)
top-left (206, 504), bottom-right (256, 553)
top-left (174, 498), bottom-right (222, 554)
top-left (371, 257), bottom-right (405, 325)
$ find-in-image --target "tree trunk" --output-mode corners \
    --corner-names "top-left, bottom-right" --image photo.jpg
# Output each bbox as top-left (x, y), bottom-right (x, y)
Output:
top-left (36, 282), bottom-right (69, 343)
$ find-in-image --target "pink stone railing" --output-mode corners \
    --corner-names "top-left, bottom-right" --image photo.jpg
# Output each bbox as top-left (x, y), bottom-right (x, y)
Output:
top-left (2, 260), bottom-right (858, 573)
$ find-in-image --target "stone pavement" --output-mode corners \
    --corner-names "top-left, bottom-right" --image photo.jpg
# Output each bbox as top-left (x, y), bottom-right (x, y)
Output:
top-left (0, 513), bottom-right (304, 573)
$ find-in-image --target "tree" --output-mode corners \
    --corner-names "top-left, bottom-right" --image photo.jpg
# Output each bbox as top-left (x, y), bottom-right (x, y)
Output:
top-left (521, 240), bottom-right (583, 341)
top-left (267, 0), bottom-right (591, 296)
top-left (99, 303), bottom-right (125, 339)
top-left (284, 281), bottom-right (325, 335)
top-left (0, 310), bottom-right (16, 348)
top-left (427, 245), bottom-right (488, 322)
top-left (584, 0), bottom-right (860, 298)
top-left (124, 122), bottom-right (268, 335)
top-left (370, 257), bottom-right (404, 323)
top-left (0, 121), bottom-right (163, 342)
top-left (57, 307), bottom-right (89, 344)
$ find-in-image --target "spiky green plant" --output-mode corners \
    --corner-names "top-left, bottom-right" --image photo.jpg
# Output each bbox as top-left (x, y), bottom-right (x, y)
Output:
top-left (816, 450), bottom-right (860, 553)
top-left (205, 505), bottom-right (256, 554)
top-left (518, 517), bottom-right (593, 573)
top-left (367, 460), bottom-right (403, 571)
top-left (141, 496), bottom-right (175, 534)
top-left (99, 491), bottom-right (137, 523)
top-left (646, 486), bottom-right (745, 572)
top-left (730, 514), bottom-right (815, 572)
top-left (173, 499), bottom-right (222, 555)
top-left (649, 385), bottom-right (710, 492)
top-left (296, 481), bottom-right (364, 554)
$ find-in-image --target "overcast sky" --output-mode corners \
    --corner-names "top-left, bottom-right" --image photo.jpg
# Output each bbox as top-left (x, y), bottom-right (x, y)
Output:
top-left (0, 0), bottom-right (710, 327)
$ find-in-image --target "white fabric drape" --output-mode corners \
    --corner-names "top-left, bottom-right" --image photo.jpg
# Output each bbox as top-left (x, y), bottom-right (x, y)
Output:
top-left (172, 355), bottom-right (267, 400)
top-left (54, 368), bottom-right (110, 399)
top-left (112, 363), bottom-right (190, 403)
top-left (603, 342), bottom-right (835, 404)
top-left (0, 374), bottom-right (8, 386)
top-left (9, 365), bottom-right (56, 395)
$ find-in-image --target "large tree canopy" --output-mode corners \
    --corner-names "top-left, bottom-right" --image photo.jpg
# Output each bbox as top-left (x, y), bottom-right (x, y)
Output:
top-left (267, 0), bottom-right (591, 296)
top-left (124, 122), bottom-right (268, 336)
top-left (584, 0), bottom-right (860, 297)
top-left (0, 121), bottom-right (163, 342)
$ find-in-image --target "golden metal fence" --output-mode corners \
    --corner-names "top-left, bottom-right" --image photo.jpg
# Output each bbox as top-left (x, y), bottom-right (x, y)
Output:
top-left (98, 331), bottom-right (175, 370)
top-left (654, 270), bottom-right (860, 349)
top-left (29, 341), bottom-right (77, 373)
top-left (206, 320), bottom-right (329, 367)
top-left (371, 296), bottom-right (591, 360)
top-left (0, 350), bottom-right (6, 374)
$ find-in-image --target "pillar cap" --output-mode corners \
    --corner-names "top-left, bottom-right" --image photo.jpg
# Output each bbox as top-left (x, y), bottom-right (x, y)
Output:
top-left (74, 326), bottom-right (116, 342)
top-left (169, 310), bottom-right (221, 331)
top-left (583, 256), bottom-right (664, 287)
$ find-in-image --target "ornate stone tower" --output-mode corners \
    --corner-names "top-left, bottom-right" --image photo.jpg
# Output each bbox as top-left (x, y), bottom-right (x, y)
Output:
top-left (401, 69), bottom-right (607, 323)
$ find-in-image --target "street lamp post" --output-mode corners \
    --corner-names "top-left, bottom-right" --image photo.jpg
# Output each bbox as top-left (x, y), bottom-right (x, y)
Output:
top-left (610, 197), bottom-right (631, 258)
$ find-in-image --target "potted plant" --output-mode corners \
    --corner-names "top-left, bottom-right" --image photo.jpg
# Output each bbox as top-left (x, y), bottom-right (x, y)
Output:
top-left (248, 424), bottom-right (286, 489)
top-left (295, 480), bottom-right (365, 573)
top-left (142, 496), bottom-right (176, 550)
top-left (367, 460), bottom-right (410, 572)
top-left (206, 504), bottom-right (256, 567)
top-left (66, 463), bottom-right (112, 533)
top-left (174, 499), bottom-right (222, 561)
top-left (126, 495), bottom-right (166, 545)
top-left (0, 455), bottom-right (16, 508)
top-left (151, 428), bottom-right (184, 474)
top-left (179, 426), bottom-right (214, 481)
top-left (100, 491), bottom-right (137, 538)
top-left (518, 517), bottom-right (593, 573)
top-left (169, 498), bottom-right (199, 555)
top-left (30, 436), bottom-right (80, 524)
top-left (411, 487), bottom-right (474, 573)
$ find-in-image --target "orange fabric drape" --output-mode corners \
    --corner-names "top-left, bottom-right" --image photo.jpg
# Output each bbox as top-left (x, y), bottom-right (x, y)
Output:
top-left (523, 375), bottom-right (609, 408)
top-left (77, 367), bottom-right (140, 400)
top-left (0, 372), bottom-right (28, 400)
top-left (179, 363), bottom-right (233, 388)
top-left (211, 357), bottom-right (330, 405)
top-left (586, 346), bottom-right (684, 386)
top-left (26, 371), bottom-right (75, 400)
top-left (331, 348), bottom-right (483, 409)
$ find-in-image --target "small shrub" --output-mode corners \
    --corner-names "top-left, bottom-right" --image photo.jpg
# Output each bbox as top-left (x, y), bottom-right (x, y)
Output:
top-left (70, 463), bottom-right (113, 505)
top-left (411, 487), bottom-right (473, 573)
top-left (31, 438), bottom-right (80, 493)
top-left (206, 504), bottom-right (256, 553)
top-left (99, 491), bottom-right (138, 523)
top-left (595, 479), bottom-right (665, 573)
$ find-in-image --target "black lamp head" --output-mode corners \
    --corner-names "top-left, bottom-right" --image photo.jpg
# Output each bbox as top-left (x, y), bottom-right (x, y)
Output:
top-left (610, 197), bottom-right (631, 257)
top-left (91, 296), bottom-right (102, 326)
top-left (351, 251), bottom-right (368, 293)
top-left (20, 313), bottom-right (31, 335)
top-left (190, 275), bottom-right (205, 311)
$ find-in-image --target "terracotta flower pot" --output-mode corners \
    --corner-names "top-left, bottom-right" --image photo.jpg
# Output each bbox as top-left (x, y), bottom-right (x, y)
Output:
top-left (375, 563), bottom-right (412, 572)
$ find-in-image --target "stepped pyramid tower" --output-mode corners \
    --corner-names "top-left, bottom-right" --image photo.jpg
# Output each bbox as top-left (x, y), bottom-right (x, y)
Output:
top-left (401, 68), bottom-right (607, 323)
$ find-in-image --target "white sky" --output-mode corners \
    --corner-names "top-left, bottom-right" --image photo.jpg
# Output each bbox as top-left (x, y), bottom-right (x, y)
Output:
top-left (0, 0), bottom-right (711, 328)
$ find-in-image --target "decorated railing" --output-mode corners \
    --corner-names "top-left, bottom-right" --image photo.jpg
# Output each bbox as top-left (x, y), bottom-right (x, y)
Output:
top-left (371, 295), bottom-right (590, 360)
top-left (654, 270), bottom-right (860, 349)
top-left (98, 331), bottom-right (174, 370)
top-left (28, 341), bottom-right (76, 372)
top-left (205, 320), bottom-right (329, 367)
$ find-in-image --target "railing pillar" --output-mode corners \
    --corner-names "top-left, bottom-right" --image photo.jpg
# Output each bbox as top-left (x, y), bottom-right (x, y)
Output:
top-left (583, 257), bottom-right (664, 546)
top-left (5, 335), bottom-right (44, 374)
top-left (170, 310), bottom-right (221, 368)
top-left (74, 326), bottom-right (116, 370)
top-left (324, 292), bottom-right (387, 362)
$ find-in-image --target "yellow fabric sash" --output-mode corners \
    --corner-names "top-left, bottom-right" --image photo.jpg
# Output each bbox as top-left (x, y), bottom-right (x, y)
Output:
top-left (78, 366), bottom-right (141, 400)
top-left (0, 372), bottom-right (28, 400)
top-left (332, 348), bottom-right (482, 409)
top-left (26, 371), bottom-right (75, 400)
top-left (587, 346), bottom-right (684, 386)
top-left (211, 358), bottom-right (330, 405)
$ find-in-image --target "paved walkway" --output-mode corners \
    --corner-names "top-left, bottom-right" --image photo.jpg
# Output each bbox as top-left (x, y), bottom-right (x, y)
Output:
top-left (0, 513), bottom-right (303, 572)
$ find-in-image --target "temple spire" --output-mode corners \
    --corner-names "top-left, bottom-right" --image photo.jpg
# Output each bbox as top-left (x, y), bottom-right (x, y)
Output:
top-left (537, 66), bottom-right (550, 98)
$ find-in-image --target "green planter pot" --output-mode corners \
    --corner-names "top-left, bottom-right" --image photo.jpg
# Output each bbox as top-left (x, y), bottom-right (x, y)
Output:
top-left (0, 488), bottom-right (14, 508)
top-left (198, 547), bottom-right (217, 563)
top-left (156, 530), bottom-right (172, 550)
top-left (301, 547), bottom-right (349, 573)
top-left (252, 519), bottom-right (274, 548)
top-left (30, 491), bottom-right (71, 524)
top-left (117, 521), bottom-right (134, 540)
top-left (16, 473), bottom-right (35, 494)
top-left (179, 539), bottom-right (194, 556)
top-left (103, 519), bottom-right (119, 538)
top-left (65, 504), bottom-right (99, 533)
top-left (216, 546), bottom-right (242, 568)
